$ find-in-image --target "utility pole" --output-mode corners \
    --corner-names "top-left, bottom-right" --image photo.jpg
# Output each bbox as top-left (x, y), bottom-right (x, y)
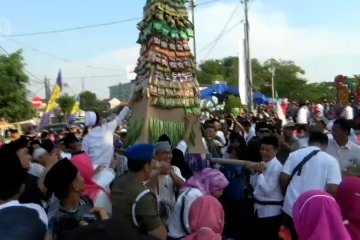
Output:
top-left (191, 0), bottom-right (197, 70)
top-left (243, 0), bottom-right (253, 111)
top-left (270, 67), bottom-right (276, 99)
top-left (44, 77), bottom-right (50, 101)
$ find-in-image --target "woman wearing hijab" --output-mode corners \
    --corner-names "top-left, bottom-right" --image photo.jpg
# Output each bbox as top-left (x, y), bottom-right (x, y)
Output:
top-left (182, 195), bottom-right (224, 240)
top-left (293, 190), bottom-right (351, 240)
top-left (337, 177), bottom-right (360, 240)
top-left (167, 168), bottom-right (228, 240)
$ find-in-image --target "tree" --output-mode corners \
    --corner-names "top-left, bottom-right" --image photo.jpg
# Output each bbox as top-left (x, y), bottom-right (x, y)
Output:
top-left (261, 59), bottom-right (307, 100)
top-left (196, 57), bottom-right (238, 87)
top-left (197, 56), bottom-right (336, 102)
top-left (79, 91), bottom-right (98, 111)
top-left (79, 91), bottom-right (107, 115)
top-left (57, 94), bottom-right (75, 122)
top-left (197, 59), bottom-right (226, 85)
top-left (224, 95), bottom-right (242, 113)
top-left (0, 50), bottom-right (35, 122)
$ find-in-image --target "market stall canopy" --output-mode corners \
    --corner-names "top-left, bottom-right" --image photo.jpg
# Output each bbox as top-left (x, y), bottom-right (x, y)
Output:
top-left (200, 84), bottom-right (239, 100)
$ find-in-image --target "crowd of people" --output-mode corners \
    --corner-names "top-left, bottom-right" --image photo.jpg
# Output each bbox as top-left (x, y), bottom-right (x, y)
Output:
top-left (0, 98), bottom-right (360, 240)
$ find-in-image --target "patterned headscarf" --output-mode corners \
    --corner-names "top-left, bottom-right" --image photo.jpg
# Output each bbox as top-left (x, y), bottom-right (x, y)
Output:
top-left (186, 168), bottom-right (229, 197)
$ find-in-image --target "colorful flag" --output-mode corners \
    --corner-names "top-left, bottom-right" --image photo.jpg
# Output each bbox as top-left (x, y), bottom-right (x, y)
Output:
top-left (68, 95), bottom-right (80, 124)
top-left (39, 70), bottom-right (62, 131)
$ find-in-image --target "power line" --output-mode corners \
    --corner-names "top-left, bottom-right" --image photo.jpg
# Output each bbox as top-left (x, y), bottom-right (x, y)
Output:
top-left (1, 1), bottom-right (223, 38)
top-left (204, 0), bottom-right (242, 59)
top-left (63, 74), bottom-right (126, 80)
top-left (8, 39), bottom-right (124, 72)
top-left (1, 17), bottom-right (141, 38)
top-left (0, 44), bottom-right (44, 84)
top-left (196, 0), bottom-right (221, 7)
top-left (198, 20), bottom-right (243, 54)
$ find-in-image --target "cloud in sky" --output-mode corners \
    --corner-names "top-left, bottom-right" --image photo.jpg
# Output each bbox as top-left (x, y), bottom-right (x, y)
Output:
top-left (27, 1), bottom-right (360, 99)
top-left (195, 1), bottom-right (360, 83)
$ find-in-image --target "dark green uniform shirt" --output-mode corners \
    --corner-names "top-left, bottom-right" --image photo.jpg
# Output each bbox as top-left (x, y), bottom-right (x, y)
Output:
top-left (112, 172), bottom-right (161, 233)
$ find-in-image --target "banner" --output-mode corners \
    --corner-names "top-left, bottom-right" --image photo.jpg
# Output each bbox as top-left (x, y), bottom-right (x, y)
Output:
top-left (68, 95), bottom-right (80, 124)
top-left (39, 70), bottom-right (62, 131)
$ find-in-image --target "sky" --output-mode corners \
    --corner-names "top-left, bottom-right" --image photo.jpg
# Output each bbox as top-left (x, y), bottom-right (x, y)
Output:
top-left (0, 0), bottom-right (360, 99)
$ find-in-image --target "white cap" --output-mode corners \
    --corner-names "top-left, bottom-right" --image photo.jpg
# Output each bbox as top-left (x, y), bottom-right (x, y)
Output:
top-left (32, 147), bottom-right (47, 161)
top-left (119, 128), bottom-right (127, 133)
top-left (85, 111), bottom-right (97, 127)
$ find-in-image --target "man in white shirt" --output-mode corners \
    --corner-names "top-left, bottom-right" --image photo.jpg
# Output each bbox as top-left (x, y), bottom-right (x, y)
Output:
top-left (326, 118), bottom-right (360, 174)
top-left (151, 141), bottom-right (185, 219)
top-left (280, 132), bottom-right (342, 240)
top-left (82, 102), bottom-right (132, 168)
top-left (250, 136), bottom-right (283, 240)
top-left (296, 103), bottom-right (310, 125)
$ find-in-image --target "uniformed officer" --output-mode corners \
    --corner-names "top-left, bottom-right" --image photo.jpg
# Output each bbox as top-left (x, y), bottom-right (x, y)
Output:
top-left (112, 143), bottom-right (168, 240)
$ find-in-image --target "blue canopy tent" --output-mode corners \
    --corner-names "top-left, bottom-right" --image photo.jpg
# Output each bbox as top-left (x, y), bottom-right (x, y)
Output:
top-left (200, 84), bottom-right (239, 100)
top-left (200, 84), bottom-right (270, 106)
top-left (253, 92), bottom-right (270, 105)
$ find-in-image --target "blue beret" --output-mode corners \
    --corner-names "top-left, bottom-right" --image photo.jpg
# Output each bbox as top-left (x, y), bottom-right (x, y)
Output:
top-left (125, 144), bottom-right (155, 162)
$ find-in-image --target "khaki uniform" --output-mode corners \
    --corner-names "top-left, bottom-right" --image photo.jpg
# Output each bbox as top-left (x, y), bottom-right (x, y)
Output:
top-left (112, 172), bottom-right (161, 233)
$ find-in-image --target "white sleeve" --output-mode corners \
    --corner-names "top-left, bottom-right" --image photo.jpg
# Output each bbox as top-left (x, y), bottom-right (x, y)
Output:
top-left (216, 131), bottom-right (226, 146)
top-left (81, 137), bottom-right (89, 153)
top-left (326, 157), bottom-right (342, 185)
top-left (26, 204), bottom-right (48, 226)
top-left (92, 168), bottom-right (116, 189)
top-left (114, 106), bottom-right (130, 125)
top-left (350, 129), bottom-right (358, 144)
top-left (107, 106), bottom-right (131, 132)
top-left (173, 166), bottom-right (185, 181)
top-left (249, 174), bottom-right (258, 188)
top-left (183, 189), bottom-right (203, 233)
top-left (257, 166), bottom-right (282, 196)
top-left (94, 191), bottom-right (112, 216)
top-left (176, 140), bottom-right (188, 155)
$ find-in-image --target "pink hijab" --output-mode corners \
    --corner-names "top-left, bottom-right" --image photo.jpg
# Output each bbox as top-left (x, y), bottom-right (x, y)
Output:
top-left (182, 195), bottom-right (224, 240)
top-left (337, 177), bottom-right (360, 240)
top-left (293, 190), bottom-right (351, 240)
top-left (71, 152), bottom-right (109, 202)
top-left (186, 168), bottom-right (229, 196)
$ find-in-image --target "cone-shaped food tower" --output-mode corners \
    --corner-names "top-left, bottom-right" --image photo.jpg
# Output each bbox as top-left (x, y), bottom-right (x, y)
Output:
top-left (126, 0), bottom-right (206, 155)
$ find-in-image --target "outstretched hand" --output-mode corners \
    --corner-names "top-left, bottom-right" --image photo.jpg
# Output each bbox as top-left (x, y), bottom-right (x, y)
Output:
top-left (90, 207), bottom-right (109, 220)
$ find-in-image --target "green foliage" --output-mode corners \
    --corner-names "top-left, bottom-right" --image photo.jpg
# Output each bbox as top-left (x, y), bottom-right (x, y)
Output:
top-left (197, 57), bottom-right (238, 87)
top-left (197, 57), bottom-right (337, 102)
top-left (57, 94), bottom-right (75, 121)
top-left (0, 50), bottom-right (35, 122)
top-left (225, 95), bottom-right (242, 113)
top-left (79, 91), bottom-right (107, 116)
